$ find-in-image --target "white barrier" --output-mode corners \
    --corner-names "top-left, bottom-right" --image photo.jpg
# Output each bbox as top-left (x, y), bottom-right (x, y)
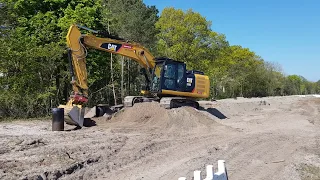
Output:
top-left (179, 160), bottom-right (228, 180)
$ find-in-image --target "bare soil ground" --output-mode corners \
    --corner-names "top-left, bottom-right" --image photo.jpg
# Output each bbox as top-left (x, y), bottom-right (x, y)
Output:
top-left (0, 96), bottom-right (319, 180)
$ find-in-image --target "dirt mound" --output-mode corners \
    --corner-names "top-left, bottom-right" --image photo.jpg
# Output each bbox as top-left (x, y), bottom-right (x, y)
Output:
top-left (106, 102), bottom-right (220, 134)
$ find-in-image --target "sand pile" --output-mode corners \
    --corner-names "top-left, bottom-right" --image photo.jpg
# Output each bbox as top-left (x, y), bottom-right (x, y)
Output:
top-left (107, 102), bottom-right (219, 134)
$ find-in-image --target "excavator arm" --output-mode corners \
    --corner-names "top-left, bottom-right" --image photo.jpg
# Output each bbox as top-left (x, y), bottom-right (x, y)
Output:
top-left (60, 24), bottom-right (157, 126)
top-left (66, 24), bottom-right (156, 103)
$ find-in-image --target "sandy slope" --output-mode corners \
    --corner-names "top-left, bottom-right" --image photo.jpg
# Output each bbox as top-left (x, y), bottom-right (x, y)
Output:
top-left (0, 96), bottom-right (319, 180)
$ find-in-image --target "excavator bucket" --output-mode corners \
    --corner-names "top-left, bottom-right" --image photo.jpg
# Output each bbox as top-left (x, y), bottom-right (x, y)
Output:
top-left (84, 104), bottom-right (117, 119)
top-left (58, 103), bottom-right (118, 128)
top-left (66, 106), bottom-right (85, 127)
top-left (58, 104), bottom-right (85, 127)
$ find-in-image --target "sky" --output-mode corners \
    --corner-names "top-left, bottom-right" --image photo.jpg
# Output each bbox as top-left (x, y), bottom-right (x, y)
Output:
top-left (143, 0), bottom-right (320, 82)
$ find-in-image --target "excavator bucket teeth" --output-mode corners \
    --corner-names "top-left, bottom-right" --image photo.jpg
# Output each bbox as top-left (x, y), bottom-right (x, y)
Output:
top-left (66, 106), bottom-right (85, 127)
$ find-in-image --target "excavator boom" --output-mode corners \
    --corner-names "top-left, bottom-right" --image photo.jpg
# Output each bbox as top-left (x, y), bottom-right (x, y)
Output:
top-left (66, 24), bottom-right (156, 99)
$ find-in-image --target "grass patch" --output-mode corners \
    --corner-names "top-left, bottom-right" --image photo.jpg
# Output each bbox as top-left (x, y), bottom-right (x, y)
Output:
top-left (299, 164), bottom-right (320, 180)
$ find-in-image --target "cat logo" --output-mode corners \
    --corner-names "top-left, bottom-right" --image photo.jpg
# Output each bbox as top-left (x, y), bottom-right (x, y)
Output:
top-left (100, 43), bottom-right (121, 52)
top-left (107, 43), bottom-right (118, 51)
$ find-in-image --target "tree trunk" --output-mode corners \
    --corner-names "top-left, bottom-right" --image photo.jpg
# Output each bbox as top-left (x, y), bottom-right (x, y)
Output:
top-left (108, 20), bottom-right (117, 105)
top-left (127, 59), bottom-right (130, 95)
top-left (121, 56), bottom-right (124, 100)
top-left (110, 54), bottom-right (117, 105)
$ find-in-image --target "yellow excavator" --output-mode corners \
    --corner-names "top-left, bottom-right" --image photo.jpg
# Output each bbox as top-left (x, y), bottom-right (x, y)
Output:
top-left (59, 24), bottom-right (210, 127)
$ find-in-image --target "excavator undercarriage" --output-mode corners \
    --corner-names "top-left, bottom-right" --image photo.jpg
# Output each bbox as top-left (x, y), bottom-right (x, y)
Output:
top-left (124, 96), bottom-right (199, 109)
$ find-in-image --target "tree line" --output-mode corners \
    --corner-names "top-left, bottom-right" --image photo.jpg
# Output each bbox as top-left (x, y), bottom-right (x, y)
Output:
top-left (0, 0), bottom-right (319, 119)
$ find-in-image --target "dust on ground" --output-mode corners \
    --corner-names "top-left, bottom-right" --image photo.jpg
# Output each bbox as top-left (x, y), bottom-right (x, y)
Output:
top-left (0, 96), bottom-right (319, 180)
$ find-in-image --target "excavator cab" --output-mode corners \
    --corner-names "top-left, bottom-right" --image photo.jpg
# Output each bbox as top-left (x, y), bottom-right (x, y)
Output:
top-left (151, 58), bottom-right (187, 94)
top-left (150, 56), bottom-right (209, 109)
top-left (149, 57), bottom-right (210, 109)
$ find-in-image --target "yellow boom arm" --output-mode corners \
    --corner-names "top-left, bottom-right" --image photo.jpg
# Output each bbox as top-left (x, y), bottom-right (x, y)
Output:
top-left (66, 24), bottom-right (155, 103)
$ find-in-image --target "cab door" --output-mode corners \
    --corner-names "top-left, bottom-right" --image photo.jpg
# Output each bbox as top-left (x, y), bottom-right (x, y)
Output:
top-left (161, 62), bottom-right (186, 92)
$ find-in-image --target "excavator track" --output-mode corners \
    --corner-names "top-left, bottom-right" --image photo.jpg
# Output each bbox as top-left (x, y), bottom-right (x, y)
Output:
top-left (160, 97), bottom-right (199, 109)
top-left (124, 96), bottom-right (156, 107)
top-left (124, 96), bottom-right (199, 110)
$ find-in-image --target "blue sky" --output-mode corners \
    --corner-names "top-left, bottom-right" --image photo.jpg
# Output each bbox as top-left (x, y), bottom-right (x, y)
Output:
top-left (143, 0), bottom-right (320, 82)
